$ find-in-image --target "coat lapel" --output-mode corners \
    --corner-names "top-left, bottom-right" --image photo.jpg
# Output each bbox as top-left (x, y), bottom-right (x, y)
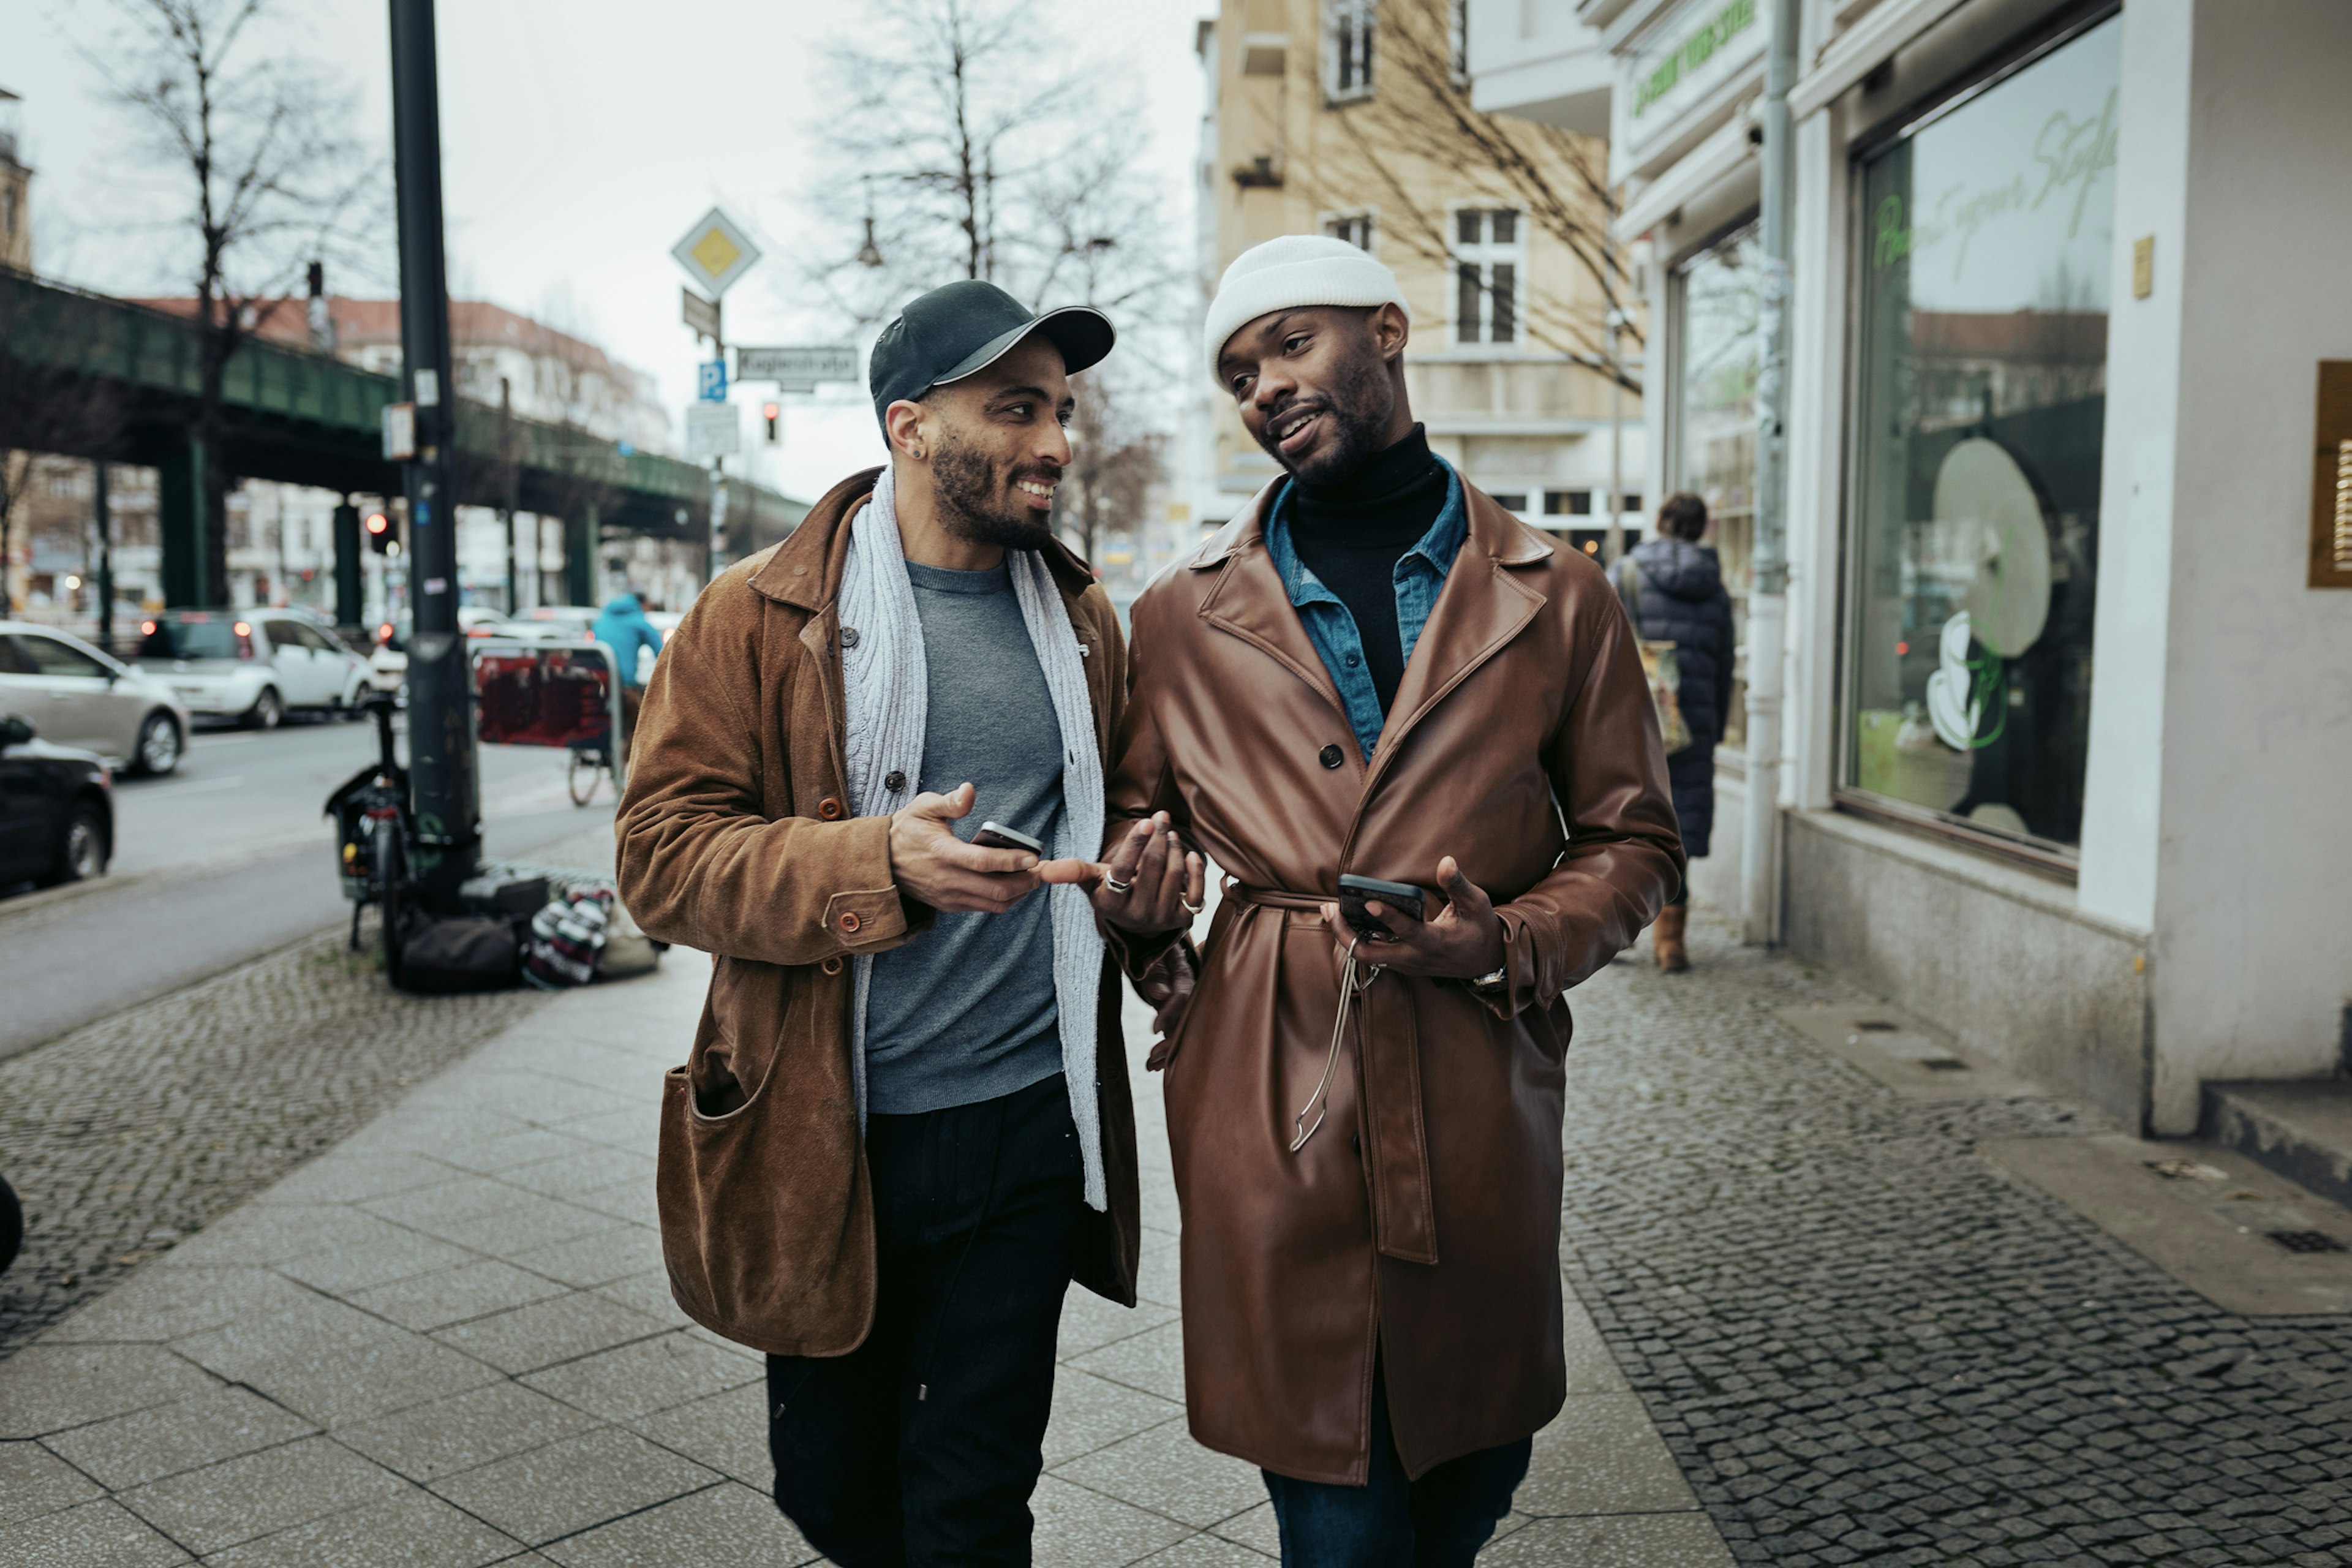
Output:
top-left (1194, 484), bottom-right (1352, 731)
top-left (1362, 486), bottom-right (1552, 799)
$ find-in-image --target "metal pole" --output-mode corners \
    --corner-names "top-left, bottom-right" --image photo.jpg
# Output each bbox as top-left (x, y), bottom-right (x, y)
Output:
top-left (94, 462), bottom-right (113, 654)
top-left (389, 0), bottom-right (478, 908)
top-left (499, 377), bottom-right (518, 616)
top-left (1740, 0), bottom-right (1801, 946)
top-left (1605, 310), bottom-right (1626, 563)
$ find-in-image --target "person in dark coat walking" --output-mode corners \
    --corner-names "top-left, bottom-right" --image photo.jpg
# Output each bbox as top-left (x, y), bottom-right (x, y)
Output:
top-left (1617, 492), bottom-right (1736, 970)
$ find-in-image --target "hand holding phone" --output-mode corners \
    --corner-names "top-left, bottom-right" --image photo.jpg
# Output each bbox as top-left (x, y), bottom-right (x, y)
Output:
top-left (973, 821), bottom-right (1046, 857)
top-left (1336, 874), bottom-right (1426, 941)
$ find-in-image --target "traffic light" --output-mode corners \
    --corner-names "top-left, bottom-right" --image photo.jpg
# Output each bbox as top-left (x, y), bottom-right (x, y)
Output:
top-left (364, 510), bottom-right (393, 555)
top-left (762, 402), bottom-right (780, 445)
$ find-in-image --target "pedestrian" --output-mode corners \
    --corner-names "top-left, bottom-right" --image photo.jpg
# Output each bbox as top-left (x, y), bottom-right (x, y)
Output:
top-left (589, 589), bottom-right (662, 755)
top-left (1615, 492), bottom-right (1737, 972)
top-left (615, 279), bottom-right (1204, 1567)
top-left (1104, 235), bottom-right (1684, 1566)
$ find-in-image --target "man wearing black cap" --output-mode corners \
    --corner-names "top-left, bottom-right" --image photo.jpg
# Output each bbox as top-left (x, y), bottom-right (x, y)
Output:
top-left (618, 280), bottom-right (1202, 1564)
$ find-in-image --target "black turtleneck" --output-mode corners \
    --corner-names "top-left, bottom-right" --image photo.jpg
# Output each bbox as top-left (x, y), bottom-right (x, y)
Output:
top-left (1288, 424), bottom-right (1446, 716)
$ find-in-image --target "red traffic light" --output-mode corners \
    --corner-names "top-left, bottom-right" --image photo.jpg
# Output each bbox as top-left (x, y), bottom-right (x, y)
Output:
top-left (762, 402), bottom-right (780, 443)
top-left (364, 511), bottom-right (390, 535)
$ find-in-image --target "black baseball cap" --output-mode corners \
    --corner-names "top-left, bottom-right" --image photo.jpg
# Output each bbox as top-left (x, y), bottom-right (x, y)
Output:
top-left (867, 280), bottom-right (1115, 428)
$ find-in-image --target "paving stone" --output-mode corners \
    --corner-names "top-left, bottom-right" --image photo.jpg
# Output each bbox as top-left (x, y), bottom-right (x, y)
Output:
top-left (178, 1325), bottom-right (503, 1430)
top-left (114, 1433), bottom-right (405, 1555)
top-left (31, 1266), bottom-right (315, 1346)
top-left (247, 1153), bottom-right (454, 1208)
top-left (0, 1496), bottom-right (192, 1566)
top-left (625, 1382), bottom-right (773, 1487)
top-left (1029, 1472), bottom-right (1192, 1568)
top-left (1482, 1511), bottom-right (1742, 1566)
top-left (537, 1478), bottom-right (818, 1567)
top-left (1131, 1534), bottom-right (1276, 1566)
top-left (1070, 1317), bottom-right (1188, 1403)
top-left (0, 1439), bottom-right (102, 1526)
top-left (333, 1380), bottom-right (605, 1484)
top-left (520, 1330), bottom-right (763, 1423)
top-left (344, 1258), bottom-right (576, 1332)
top-left (0, 1343), bottom-right (219, 1439)
top-left (494, 1148), bottom-right (657, 1202)
top-left (1517, 1393), bottom-right (1702, 1517)
top-left (434, 1128), bottom-right (609, 1178)
top-left (564, 1177), bottom-right (663, 1229)
top-left (274, 1214), bottom-right (483, 1296)
top-left (40, 1384), bottom-right (316, 1491)
top-left (1058, 1282), bottom-right (1179, 1360)
top-left (1042, 1367), bottom-right (1186, 1468)
top-left (429, 1425), bottom-right (720, 1547)
top-left (591, 1270), bottom-right (692, 1329)
top-left (199, 1487), bottom-right (526, 1567)
top-left (400, 1194), bottom-right (622, 1258)
top-left (1210, 1500), bottom-right (1281, 1558)
top-left (509, 1223), bottom-right (665, 1289)
top-left (431, 1292), bottom-right (671, 1375)
top-left (1050, 1417), bottom-right (1267, 1528)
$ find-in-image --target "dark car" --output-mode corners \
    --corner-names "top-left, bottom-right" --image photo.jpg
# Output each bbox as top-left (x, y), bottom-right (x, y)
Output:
top-left (0, 712), bottom-right (113, 892)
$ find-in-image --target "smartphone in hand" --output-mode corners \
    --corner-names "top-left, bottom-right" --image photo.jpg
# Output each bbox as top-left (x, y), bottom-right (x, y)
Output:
top-left (1336, 874), bottom-right (1426, 941)
top-left (972, 821), bottom-right (1046, 858)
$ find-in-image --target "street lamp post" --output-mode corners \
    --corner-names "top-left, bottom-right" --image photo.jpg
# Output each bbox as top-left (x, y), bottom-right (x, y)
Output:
top-left (388, 0), bottom-right (479, 909)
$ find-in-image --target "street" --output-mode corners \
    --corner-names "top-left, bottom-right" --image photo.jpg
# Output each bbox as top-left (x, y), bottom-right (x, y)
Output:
top-left (0, 717), bottom-right (620, 1064)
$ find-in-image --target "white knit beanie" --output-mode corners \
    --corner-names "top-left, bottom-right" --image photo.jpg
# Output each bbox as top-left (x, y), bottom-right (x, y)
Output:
top-left (1203, 235), bottom-right (1409, 381)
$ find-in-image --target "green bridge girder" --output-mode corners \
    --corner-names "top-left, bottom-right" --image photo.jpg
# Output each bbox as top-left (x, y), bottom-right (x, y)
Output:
top-left (1, 268), bottom-right (802, 599)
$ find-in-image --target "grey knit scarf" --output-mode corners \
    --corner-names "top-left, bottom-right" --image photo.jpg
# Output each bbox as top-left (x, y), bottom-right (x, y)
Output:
top-left (836, 464), bottom-right (1109, 1211)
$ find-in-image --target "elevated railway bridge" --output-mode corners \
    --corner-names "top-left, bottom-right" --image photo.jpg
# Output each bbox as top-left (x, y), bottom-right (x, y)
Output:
top-left (1, 269), bottom-right (801, 611)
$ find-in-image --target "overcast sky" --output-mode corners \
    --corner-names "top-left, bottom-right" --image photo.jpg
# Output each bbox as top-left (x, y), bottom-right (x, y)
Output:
top-left (2, 0), bottom-right (1215, 500)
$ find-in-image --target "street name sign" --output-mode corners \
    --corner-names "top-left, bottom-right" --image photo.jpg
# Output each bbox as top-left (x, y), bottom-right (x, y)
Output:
top-left (680, 286), bottom-right (720, 341)
top-left (671, 207), bottom-right (763, 300)
top-left (685, 403), bottom-right (741, 459)
top-left (736, 344), bottom-right (861, 392)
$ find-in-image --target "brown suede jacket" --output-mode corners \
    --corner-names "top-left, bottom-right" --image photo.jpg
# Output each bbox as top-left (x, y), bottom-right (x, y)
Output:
top-left (616, 467), bottom-right (1140, 1357)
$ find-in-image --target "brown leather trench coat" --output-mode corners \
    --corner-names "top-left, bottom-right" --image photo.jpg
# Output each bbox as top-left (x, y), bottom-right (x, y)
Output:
top-left (1107, 478), bottom-right (1682, 1484)
top-left (617, 468), bottom-right (1141, 1358)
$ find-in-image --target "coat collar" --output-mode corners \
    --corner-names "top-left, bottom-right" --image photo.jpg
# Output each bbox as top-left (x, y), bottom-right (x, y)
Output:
top-left (1191, 470), bottom-right (1556, 782)
top-left (751, 464), bottom-right (1102, 612)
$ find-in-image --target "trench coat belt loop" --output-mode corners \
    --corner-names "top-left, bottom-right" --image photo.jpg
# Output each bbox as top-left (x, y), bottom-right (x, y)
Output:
top-left (1222, 883), bottom-right (1441, 1267)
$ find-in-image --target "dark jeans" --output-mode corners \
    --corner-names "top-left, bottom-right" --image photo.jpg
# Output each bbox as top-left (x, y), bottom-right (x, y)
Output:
top-left (767, 1072), bottom-right (1084, 1567)
top-left (1262, 1364), bottom-right (1531, 1568)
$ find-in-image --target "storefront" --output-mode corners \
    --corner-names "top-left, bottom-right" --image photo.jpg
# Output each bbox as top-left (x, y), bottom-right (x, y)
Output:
top-left (1496, 0), bottom-right (2352, 1136)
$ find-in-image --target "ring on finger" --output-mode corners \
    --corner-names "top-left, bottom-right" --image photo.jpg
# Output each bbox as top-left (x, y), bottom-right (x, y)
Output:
top-left (1180, 897), bottom-right (1204, 917)
top-left (1103, 875), bottom-right (1133, 895)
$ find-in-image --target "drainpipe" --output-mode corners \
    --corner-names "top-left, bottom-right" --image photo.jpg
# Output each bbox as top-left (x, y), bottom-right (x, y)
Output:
top-left (1740, 0), bottom-right (1800, 946)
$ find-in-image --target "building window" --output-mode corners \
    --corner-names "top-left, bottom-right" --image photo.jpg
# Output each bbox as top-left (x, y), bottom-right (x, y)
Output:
top-left (1673, 223), bottom-right (1762, 745)
top-left (1490, 492), bottom-right (1529, 513)
top-left (1326, 0), bottom-right (1376, 102)
top-left (1545, 490), bottom-right (1593, 516)
top-left (1322, 211), bottom-right (1376, 252)
top-left (1452, 208), bottom-right (1522, 346)
top-left (1841, 13), bottom-right (2119, 854)
top-left (1450, 0), bottom-right (1470, 83)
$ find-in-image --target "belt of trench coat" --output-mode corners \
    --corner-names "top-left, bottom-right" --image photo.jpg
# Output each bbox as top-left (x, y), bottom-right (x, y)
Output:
top-left (1105, 477), bottom-right (1683, 1485)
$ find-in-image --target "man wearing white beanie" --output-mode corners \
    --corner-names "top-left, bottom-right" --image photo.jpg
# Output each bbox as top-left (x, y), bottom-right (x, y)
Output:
top-left (1102, 235), bottom-right (1684, 1565)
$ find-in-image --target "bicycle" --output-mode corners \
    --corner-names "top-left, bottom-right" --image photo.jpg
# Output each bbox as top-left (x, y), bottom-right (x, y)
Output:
top-left (568, 735), bottom-right (615, 807)
top-left (325, 692), bottom-right (417, 979)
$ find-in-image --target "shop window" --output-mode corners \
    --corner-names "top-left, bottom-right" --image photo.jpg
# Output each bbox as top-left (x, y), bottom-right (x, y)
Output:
top-left (1326, 0), bottom-right (1375, 103)
top-left (1322, 211), bottom-right (1376, 252)
top-left (1842, 14), bottom-right (2119, 853)
top-left (1490, 492), bottom-right (1529, 513)
top-left (1452, 209), bottom-right (1522, 346)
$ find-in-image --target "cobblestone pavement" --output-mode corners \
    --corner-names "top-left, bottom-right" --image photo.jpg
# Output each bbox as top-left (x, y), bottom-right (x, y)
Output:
top-left (0, 821), bottom-right (620, 1362)
top-left (1569, 908), bottom-right (2352, 1567)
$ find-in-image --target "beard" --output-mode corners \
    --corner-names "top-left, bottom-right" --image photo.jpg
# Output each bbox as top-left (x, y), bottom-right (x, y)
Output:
top-left (931, 433), bottom-right (1058, 552)
top-left (1257, 329), bottom-right (1395, 489)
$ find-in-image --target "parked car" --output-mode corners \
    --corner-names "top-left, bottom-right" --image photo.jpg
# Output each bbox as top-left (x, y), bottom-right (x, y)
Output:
top-left (132, 609), bottom-right (371, 729)
top-left (0, 620), bottom-right (190, 776)
top-left (0, 711), bottom-right (113, 889)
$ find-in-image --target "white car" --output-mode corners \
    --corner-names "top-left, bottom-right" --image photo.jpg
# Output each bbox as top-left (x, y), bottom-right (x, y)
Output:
top-left (0, 622), bottom-right (191, 776)
top-left (133, 610), bottom-right (371, 729)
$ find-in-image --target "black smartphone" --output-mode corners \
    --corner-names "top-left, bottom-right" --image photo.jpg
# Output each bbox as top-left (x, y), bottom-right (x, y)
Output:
top-left (973, 821), bottom-right (1046, 858)
top-left (1336, 874), bottom-right (1425, 940)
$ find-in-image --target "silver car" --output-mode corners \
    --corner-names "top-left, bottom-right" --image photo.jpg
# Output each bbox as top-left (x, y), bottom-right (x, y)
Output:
top-left (132, 610), bottom-right (371, 729)
top-left (0, 622), bottom-right (192, 776)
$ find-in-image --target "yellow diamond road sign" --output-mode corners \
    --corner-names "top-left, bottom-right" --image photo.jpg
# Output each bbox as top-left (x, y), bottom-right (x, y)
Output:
top-left (671, 207), bottom-right (762, 300)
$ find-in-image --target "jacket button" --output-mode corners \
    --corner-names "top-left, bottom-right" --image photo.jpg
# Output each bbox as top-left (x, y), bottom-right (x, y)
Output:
top-left (840, 626), bottom-right (861, 649)
top-left (1319, 744), bottom-right (1344, 769)
top-left (838, 910), bottom-right (862, 935)
top-left (884, 770), bottom-right (906, 793)
top-left (820, 956), bottom-right (844, 976)
top-left (817, 796), bottom-right (845, 820)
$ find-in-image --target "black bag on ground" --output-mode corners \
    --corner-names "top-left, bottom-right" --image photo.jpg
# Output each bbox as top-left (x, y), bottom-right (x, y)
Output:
top-left (397, 913), bottom-right (522, 993)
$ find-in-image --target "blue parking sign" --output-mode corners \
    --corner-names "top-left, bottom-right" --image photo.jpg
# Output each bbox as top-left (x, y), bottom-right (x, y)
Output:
top-left (698, 359), bottom-right (728, 402)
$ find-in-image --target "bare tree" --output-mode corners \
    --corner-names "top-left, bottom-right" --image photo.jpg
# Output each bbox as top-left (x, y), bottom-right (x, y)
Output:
top-left (1060, 366), bottom-right (1164, 565)
top-left (1289, 0), bottom-right (1640, 391)
top-left (87, 0), bottom-right (380, 605)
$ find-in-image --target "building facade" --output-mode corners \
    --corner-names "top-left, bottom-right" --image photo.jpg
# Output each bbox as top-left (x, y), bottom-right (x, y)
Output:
top-left (1473, 0), bottom-right (2352, 1136)
top-left (1186, 0), bottom-right (1648, 552)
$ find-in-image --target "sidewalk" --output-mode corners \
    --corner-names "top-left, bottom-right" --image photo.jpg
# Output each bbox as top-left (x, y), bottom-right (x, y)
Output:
top-left (0, 943), bottom-right (1732, 1566)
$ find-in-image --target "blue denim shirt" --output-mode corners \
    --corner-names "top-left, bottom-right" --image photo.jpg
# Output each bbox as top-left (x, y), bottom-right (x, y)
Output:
top-left (1264, 459), bottom-right (1469, 762)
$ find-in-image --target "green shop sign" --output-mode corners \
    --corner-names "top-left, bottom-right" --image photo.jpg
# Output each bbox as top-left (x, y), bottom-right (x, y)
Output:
top-left (1632, 0), bottom-right (1758, 119)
